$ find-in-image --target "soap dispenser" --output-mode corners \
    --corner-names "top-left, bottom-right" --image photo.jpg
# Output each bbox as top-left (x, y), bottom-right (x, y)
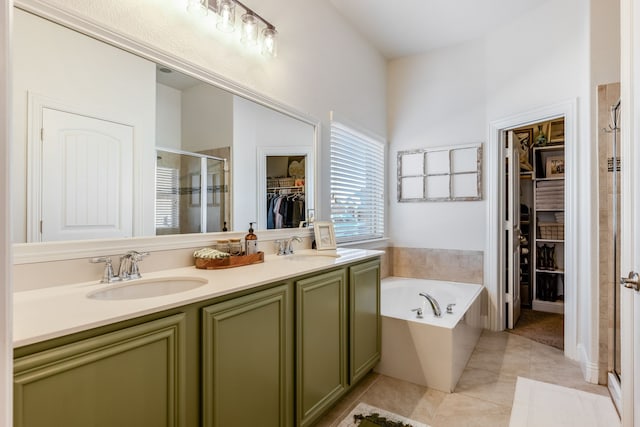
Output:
top-left (245, 222), bottom-right (258, 255)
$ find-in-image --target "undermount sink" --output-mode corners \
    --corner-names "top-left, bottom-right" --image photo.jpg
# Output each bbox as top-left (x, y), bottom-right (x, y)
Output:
top-left (87, 277), bottom-right (207, 300)
top-left (281, 250), bottom-right (341, 261)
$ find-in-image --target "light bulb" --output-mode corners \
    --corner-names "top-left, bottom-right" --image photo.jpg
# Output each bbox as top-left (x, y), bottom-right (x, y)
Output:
top-left (261, 27), bottom-right (277, 58)
top-left (187, 0), bottom-right (208, 16)
top-left (216, 0), bottom-right (236, 33)
top-left (240, 13), bottom-right (259, 46)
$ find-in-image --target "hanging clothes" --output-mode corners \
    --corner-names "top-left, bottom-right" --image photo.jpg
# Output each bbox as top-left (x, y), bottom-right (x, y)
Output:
top-left (266, 191), bottom-right (305, 229)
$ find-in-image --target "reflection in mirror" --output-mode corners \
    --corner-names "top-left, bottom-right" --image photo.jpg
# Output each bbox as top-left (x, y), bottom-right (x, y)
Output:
top-left (266, 156), bottom-right (306, 229)
top-left (155, 149), bottom-right (228, 235)
top-left (12, 7), bottom-right (316, 244)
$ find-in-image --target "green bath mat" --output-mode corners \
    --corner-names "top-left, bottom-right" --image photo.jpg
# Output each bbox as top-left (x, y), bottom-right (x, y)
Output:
top-left (339, 403), bottom-right (429, 427)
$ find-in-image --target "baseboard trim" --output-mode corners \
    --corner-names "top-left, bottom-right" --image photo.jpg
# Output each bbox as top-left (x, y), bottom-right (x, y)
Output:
top-left (577, 344), bottom-right (599, 384)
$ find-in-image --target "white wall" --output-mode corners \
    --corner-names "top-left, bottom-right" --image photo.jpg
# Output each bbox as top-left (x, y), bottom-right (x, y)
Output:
top-left (156, 81), bottom-right (234, 154)
top-left (388, 39), bottom-right (486, 250)
top-left (182, 83), bottom-right (233, 153)
top-left (36, 0), bottom-right (387, 223)
top-left (388, 0), bottom-right (592, 252)
top-left (12, 9), bottom-right (157, 241)
top-left (156, 83), bottom-right (182, 150)
top-left (1, 1), bottom-right (11, 425)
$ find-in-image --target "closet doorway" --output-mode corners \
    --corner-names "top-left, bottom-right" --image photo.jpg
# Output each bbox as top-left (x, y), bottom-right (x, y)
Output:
top-left (488, 100), bottom-right (577, 360)
top-left (257, 146), bottom-right (314, 231)
top-left (504, 118), bottom-right (566, 350)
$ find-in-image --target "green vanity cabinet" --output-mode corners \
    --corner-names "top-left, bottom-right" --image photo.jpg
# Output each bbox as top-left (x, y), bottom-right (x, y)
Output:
top-left (295, 269), bottom-right (348, 427)
top-left (201, 283), bottom-right (293, 427)
top-left (13, 313), bottom-right (186, 427)
top-left (13, 256), bottom-right (381, 427)
top-left (349, 260), bottom-right (381, 384)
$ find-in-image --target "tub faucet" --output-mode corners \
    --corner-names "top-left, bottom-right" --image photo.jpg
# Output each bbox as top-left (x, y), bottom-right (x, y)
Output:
top-left (419, 292), bottom-right (442, 318)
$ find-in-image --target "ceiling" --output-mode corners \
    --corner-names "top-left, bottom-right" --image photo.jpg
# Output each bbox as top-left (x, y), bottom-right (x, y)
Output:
top-left (328, 0), bottom-right (543, 59)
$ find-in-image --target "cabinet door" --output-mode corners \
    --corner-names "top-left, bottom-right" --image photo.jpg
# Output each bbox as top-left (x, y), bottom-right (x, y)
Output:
top-left (349, 259), bottom-right (381, 384)
top-left (14, 314), bottom-right (186, 427)
top-left (202, 284), bottom-right (292, 427)
top-left (296, 269), bottom-right (348, 427)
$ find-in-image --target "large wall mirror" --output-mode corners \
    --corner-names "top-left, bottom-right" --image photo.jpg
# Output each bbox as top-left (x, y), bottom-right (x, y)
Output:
top-left (11, 5), bottom-right (317, 248)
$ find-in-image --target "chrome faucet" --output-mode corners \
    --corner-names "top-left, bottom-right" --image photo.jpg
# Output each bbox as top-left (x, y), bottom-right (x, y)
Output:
top-left (117, 250), bottom-right (149, 280)
top-left (419, 292), bottom-right (442, 317)
top-left (90, 251), bottom-right (149, 283)
top-left (286, 236), bottom-right (302, 254)
top-left (274, 236), bottom-right (302, 255)
top-left (90, 257), bottom-right (121, 283)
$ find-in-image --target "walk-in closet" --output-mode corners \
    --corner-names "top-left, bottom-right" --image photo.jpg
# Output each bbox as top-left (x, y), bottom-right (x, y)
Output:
top-left (266, 155), bottom-right (306, 229)
top-left (506, 118), bottom-right (565, 350)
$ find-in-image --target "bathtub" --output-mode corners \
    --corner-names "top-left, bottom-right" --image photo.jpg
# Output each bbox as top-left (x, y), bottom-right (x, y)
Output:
top-left (374, 277), bottom-right (483, 393)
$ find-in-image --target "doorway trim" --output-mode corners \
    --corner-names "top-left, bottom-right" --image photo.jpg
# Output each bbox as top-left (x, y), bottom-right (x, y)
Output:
top-left (485, 99), bottom-right (578, 362)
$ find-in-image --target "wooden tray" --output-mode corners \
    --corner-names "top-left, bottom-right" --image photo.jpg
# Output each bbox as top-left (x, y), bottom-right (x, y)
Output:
top-left (194, 251), bottom-right (264, 269)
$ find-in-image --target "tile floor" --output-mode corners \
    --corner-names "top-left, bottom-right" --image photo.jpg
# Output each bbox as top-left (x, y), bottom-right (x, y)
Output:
top-left (314, 330), bottom-right (615, 427)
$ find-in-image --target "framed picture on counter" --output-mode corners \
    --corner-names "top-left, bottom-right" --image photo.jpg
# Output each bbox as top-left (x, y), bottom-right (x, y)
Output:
top-left (314, 221), bottom-right (336, 251)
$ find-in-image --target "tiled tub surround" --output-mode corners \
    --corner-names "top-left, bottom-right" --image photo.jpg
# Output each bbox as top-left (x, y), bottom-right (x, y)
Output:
top-left (13, 247), bottom-right (381, 347)
top-left (390, 247), bottom-right (483, 284)
top-left (375, 277), bottom-right (483, 392)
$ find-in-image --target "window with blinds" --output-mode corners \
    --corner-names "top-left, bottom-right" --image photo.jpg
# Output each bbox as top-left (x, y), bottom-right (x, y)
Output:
top-left (330, 120), bottom-right (385, 242)
top-left (155, 166), bottom-right (179, 229)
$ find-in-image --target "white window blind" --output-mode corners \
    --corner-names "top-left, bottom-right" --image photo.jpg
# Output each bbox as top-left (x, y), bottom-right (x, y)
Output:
top-left (155, 166), bottom-right (179, 229)
top-left (330, 120), bottom-right (385, 242)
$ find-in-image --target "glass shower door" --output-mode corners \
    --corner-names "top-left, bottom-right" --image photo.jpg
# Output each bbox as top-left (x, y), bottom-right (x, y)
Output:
top-left (611, 102), bottom-right (622, 380)
top-left (155, 149), bottom-right (227, 235)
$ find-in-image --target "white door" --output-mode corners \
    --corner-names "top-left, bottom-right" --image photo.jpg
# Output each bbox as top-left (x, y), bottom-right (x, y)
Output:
top-left (620, 101), bottom-right (640, 427)
top-left (507, 130), bottom-right (521, 328)
top-left (621, 0), bottom-right (640, 424)
top-left (40, 108), bottom-right (133, 241)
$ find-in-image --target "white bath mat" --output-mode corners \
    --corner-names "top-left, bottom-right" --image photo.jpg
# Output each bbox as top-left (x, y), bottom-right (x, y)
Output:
top-left (509, 377), bottom-right (620, 427)
top-left (338, 402), bottom-right (429, 427)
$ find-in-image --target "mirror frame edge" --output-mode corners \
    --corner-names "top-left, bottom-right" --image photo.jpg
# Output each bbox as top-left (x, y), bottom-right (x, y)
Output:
top-left (13, 0), bottom-right (320, 264)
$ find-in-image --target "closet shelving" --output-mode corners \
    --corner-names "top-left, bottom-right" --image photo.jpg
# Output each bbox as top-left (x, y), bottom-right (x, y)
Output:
top-left (532, 144), bottom-right (565, 314)
top-left (267, 185), bottom-right (305, 194)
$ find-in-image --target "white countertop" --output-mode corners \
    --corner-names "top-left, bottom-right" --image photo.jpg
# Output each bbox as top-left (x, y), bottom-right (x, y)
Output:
top-left (14, 248), bottom-right (383, 347)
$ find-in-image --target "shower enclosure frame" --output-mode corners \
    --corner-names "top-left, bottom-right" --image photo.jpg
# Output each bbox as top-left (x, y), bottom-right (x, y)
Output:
top-left (606, 99), bottom-right (622, 413)
top-left (155, 147), bottom-right (229, 235)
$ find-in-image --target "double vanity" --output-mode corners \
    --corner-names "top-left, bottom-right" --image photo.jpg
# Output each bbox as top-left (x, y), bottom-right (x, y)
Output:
top-left (13, 248), bottom-right (382, 427)
top-left (10, 3), bottom-right (381, 426)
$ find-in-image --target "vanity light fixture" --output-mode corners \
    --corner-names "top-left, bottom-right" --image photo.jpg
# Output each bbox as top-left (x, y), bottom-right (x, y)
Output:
top-left (185, 0), bottom-right (278, 57)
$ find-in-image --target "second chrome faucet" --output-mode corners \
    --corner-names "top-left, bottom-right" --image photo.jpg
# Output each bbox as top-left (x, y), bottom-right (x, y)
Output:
top-left (90, 250), bottom-right (149, 283)
top-left (274, 236), bottom-right (302, 256)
